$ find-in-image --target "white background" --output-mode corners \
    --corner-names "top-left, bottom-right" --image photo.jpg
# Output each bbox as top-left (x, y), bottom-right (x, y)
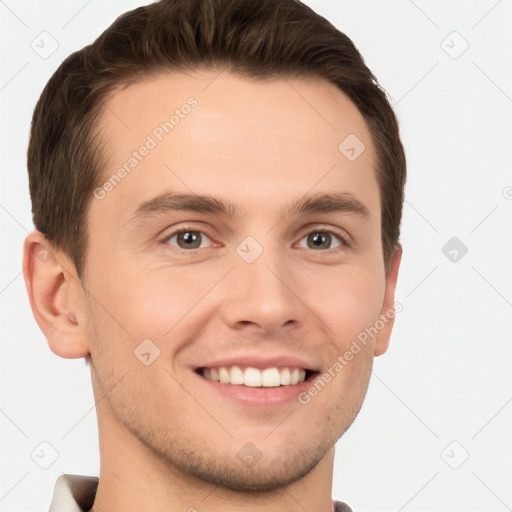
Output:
top-left (1, 1), bottom-right (511, 511)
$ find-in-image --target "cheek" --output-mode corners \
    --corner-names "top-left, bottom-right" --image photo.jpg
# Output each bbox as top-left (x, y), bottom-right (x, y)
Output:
top-left (312, 265), bottom-right (385, 346)
top-left (86, 260), bottom-right (208, 339)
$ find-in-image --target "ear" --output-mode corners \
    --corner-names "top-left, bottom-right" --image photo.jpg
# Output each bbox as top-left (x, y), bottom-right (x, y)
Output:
top-left (22, 231), bottom-right (90, 359)
top-left (374, 243), bottom-right (402, 357)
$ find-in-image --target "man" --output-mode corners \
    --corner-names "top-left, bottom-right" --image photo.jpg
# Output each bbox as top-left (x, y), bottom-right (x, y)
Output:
top-left (22, 0), bottom-right (406, 510)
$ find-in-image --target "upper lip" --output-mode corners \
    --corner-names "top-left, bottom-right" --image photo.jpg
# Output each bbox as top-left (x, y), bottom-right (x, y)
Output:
top-left (193, 353), bottom-right (321, 372)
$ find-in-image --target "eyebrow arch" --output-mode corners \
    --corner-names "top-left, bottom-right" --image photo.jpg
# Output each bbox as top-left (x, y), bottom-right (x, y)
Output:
top-left (126, 191), bottom-right (370, 225)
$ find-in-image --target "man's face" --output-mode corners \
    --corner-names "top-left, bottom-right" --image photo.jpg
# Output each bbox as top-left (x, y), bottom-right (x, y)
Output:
top-left (78, 70), bottom-right (398, 490)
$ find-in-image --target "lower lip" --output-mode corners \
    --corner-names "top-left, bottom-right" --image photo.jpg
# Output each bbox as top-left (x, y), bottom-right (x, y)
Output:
top-left (194, 371), bottom-right (317, 407)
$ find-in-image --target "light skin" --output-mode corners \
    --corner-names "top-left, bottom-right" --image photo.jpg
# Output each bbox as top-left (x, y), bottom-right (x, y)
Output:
top-left (23, 70), bottom-right (401, 512)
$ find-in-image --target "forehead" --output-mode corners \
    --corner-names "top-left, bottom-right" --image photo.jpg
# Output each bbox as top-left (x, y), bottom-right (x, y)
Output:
top-left (93, 70), bottom-right (379, 224)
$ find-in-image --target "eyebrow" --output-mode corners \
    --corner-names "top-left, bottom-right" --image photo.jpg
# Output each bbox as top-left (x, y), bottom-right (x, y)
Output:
top-left (126, 191), bottom-right (370, 225)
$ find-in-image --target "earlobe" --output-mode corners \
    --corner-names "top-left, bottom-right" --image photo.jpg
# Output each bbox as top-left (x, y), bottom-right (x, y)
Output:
top-left (22, 231), bottom-right (90, 359)
top-left (374, 243), bottom-right (402, 357)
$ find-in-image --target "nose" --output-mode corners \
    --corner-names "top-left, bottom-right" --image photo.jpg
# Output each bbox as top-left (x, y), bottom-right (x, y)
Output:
top-left (219, 241), bottom-right (308, 333)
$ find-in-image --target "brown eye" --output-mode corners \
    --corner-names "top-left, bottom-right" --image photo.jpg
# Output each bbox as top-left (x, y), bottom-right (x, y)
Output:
top-left (163, 229), bottom-right (212, 251)
top-left (297, 229), bottom-right (345, 251)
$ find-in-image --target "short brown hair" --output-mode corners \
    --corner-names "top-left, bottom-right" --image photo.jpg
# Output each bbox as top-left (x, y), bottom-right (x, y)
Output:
top-left (27, 0), bottom-right (406, 278)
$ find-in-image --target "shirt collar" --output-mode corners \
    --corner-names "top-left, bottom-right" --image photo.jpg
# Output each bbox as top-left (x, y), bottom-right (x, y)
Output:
top-left (49, 474), bottom-right (98, 512)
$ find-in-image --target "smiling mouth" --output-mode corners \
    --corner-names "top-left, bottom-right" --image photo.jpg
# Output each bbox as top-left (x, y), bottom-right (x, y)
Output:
top-left (195, 365), bottom-right (318, 387)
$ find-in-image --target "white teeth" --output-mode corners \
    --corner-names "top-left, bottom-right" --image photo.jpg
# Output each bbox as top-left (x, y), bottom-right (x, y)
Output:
top-left (261, 368), bottom-right (281, 387)
top-left (244, 367), bottom-right (262, 387)
top-left (229, 366), bottom-right (244, 385)
top-left (219, 367), bottom-right (230, 384)
top-left (200, 365), bottom-right (309, 387)
top-left (280, 368), bottom-right (291, 385)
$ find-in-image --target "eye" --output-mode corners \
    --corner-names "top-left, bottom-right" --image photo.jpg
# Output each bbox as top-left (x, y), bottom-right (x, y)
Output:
top-left (161, 227), bottom-right (213, 252)
top-left (160, 225), bottom-right (349, 254)
top-left (297, 228), bottom-right (347, 251)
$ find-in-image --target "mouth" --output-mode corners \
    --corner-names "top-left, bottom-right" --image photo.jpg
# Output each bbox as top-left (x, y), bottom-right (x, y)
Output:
top-left (195, 365), bottom-right (319, 388)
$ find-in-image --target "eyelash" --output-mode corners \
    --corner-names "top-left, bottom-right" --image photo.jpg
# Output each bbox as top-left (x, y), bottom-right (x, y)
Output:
top-left (159, 224), bottom-right (350, 254)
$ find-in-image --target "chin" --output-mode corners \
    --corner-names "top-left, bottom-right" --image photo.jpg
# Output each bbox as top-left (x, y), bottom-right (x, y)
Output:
top-left (177, 444), bottom-right (328, 492)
